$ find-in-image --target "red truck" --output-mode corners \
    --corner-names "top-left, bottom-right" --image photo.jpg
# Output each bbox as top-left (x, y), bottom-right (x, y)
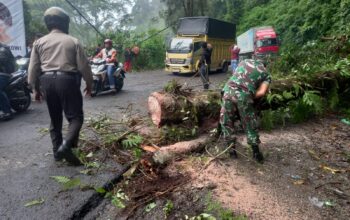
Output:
top-left (237, 26), bottom-right (279, 59)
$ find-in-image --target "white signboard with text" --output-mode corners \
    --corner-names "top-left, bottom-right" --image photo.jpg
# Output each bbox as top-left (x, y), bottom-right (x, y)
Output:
top-left (0, 0), bottom-right (26, 57)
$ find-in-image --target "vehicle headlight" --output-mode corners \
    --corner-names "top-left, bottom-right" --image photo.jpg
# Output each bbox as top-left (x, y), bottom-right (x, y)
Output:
top-left (165, 58), bottom-right (170, 64)
top-left (185, 58), bottom-right (193, 65)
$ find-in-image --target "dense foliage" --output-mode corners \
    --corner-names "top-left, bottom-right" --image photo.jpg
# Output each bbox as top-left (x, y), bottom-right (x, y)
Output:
top-left (85, 28), bottom-right (166, 70)
top-left (161, 0), bottom-right (350, 47)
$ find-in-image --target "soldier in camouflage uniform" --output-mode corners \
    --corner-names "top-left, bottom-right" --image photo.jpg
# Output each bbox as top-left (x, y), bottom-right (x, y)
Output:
top-left (220, 59), bottom-right (271, 163)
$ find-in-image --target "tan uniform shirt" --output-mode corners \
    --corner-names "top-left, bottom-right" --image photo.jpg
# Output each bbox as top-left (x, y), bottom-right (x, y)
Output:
top-left (28, 29), bottom-right (93, 88)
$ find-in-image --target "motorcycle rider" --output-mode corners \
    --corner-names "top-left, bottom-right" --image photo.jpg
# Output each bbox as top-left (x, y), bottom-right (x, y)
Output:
top-left (0, 42), bottom-right (15, 121)
top-left (95, 39), bottom-right (118, 89)
top-left (28, 7), bottom-right (93, 165)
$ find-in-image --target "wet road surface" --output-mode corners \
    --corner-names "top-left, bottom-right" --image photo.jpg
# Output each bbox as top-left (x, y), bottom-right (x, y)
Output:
top-left (0, 70), bottom-right (227, 219)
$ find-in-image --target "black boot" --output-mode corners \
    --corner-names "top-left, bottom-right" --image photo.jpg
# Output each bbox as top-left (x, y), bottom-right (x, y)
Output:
top-left (225, 138), bottom-right (237, 158)
top-left (229, 146), bottom-right (238, 158)
top-left (252, 144), bottom-right (264, 163)
top-left (53, 146), bottom-right (62, 161)
top-left (56, 141), bottom-right (82, 166)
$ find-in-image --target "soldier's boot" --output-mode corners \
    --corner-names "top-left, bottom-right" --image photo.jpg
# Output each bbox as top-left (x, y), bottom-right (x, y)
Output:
top-left (251, 144), bottom-right (264, 163)
top-left (224, 137), bottom-right (237, 158)
top-left (229, 145), bottom-right (238, 158)
top-left (56, 140), bottom-right (82, 166)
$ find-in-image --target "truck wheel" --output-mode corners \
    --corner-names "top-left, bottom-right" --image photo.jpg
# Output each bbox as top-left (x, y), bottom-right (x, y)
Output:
top-left (221, 62), bottom-right (228, 73)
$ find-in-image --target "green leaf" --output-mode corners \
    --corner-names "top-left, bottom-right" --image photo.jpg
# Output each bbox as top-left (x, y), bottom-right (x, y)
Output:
top-left (267, 93), bottom-right (283, 104)
top-left (335, 58), bottom-right (350, 77)
top-left (50, 176), bottom-right (82, 190)
top-left (122, 134), bottom-right (143, 149)
top-left (24, 198), bottom-right (45, 207)
top-left (95, 187), bottom-right (106, 194)
top-left (112, 196), bottom-right (126, 209)
top-left (144, 202), bottom-right (157, 213)
top-left (163, 200), bottom-right (174, 216)
top-left (50, 176), bottom-right (71, 184)
top-left (282, 91), bottom-right (294, 100)
top-left (302, 91), bottom-right (323, 114)
top-left (38, 128), bottom-right (49, 134)
top-left (63, 178), bottom-right (81, 190)
top-left (292, 83), bottom-right (302, 97)
top-left (85, 161), bottom-right (100, 168)
top-left (198, 213), bottom-right (216, 220)
top-left (111, 189), bottom-right (129, 209)
top-left (86, 152), bottom-right (94, 158)
top-left (79, 169), bottom-right (93, 175)
top-left (133, 148), bottom-right (142, 159)
top-left (324, 200), bottom-right (335, 207)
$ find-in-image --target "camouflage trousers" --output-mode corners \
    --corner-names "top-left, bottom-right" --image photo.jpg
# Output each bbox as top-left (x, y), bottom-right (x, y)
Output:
top-left (220, 88), bottom-right (260, 146)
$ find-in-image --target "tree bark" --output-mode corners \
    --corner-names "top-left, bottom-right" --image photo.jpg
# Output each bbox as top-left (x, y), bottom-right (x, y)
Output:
top-left (148, 73), bottom-right (350, 127)
top-left (148, 91), bottom-right (221, 127)
top-left (152, 135), bottom-right (210, 164)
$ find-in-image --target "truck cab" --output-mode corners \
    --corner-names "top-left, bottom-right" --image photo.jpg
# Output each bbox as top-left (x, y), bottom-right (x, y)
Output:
top-left (237, 26), bottom-right (279, 60)
top-left (165, 38), bottom-right (206, 74)
top-left (165, 17), bottom-right (235, 74)
top-left (255, 27), bottom-right (279, 58)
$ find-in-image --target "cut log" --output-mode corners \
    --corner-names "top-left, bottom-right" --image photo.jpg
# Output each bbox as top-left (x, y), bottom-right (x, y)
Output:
top-left (149, 74), bottom-right (350, 127)
top-left (152, 135), bottom-right (210, 164)
top-left (148, 91), bottom-right (221, 127)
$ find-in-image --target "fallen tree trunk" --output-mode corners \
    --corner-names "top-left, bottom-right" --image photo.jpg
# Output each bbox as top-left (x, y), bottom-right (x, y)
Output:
top-left (152, 135), bottom-right (210, 164)
top-left (148, 73), bottom-right (350, 127)
top-left (148, 91), bottom-right (221, 127)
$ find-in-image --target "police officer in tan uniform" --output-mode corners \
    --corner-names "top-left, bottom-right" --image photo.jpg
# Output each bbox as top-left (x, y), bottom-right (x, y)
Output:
top-left (28, 7), bottom-right (93, 165)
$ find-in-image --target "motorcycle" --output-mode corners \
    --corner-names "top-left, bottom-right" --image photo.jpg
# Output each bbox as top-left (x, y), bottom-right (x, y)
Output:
top-left (90, 58), bottom-right (125, 97)
top-left (4, 58), bottom-right (31, 112)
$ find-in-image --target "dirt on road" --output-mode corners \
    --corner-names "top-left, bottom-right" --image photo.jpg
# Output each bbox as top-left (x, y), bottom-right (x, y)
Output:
top-left (0, 70), bottom-right (226, 220)
top-left (96, 114), bottom-right (349, 220)
top-left (1, 70), bottom-right (349, 220)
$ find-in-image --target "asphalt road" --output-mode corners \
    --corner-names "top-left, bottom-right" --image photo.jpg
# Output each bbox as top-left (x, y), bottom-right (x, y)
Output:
top-left (0, 70), bottom-right (227, 220)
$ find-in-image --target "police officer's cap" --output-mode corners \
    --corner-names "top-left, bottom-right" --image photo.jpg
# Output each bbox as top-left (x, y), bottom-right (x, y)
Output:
top-left (44, 7), bottom-right (70, 33)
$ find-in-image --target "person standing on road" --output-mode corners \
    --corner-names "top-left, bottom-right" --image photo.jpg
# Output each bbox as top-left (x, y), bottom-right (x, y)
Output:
top-left (0, 43), bottom-right (15, 121)
top-left (123, 47), bottom-right (134, 73)
top-left (230, 44), bottom-right (240, 73)
top-left (28, 7), bottom-right (93, 165)
top-left (95, 39), bottom-right (118, 89)
top-left (220, 58), bottom-right (271, 163)
top-left (199, 42), bottom-right (212, 90)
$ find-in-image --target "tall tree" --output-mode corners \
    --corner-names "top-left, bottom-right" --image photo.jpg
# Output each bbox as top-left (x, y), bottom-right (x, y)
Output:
top-left (131, 0), bottom-right (166, 32)
top-left (24, 0), bottom-right (132, 44)
top-left (160, 0), bottom-right (209, 31)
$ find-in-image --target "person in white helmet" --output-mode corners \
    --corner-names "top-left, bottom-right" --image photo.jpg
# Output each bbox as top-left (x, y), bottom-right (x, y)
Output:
top-left (95, 39), bottom-right (118, 89)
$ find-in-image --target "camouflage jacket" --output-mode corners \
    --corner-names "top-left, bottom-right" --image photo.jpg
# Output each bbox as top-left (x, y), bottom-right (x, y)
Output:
top-left (223, 59), bottom-right (271, 95)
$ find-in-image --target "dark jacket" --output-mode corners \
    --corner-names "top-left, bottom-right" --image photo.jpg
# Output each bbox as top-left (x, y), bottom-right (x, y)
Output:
top-left (0, 43), bottom-right (16, 74)
top-left (200, 48), bottom-right (212, 65)
top-left (124, 50), bottom-right (134, 62)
